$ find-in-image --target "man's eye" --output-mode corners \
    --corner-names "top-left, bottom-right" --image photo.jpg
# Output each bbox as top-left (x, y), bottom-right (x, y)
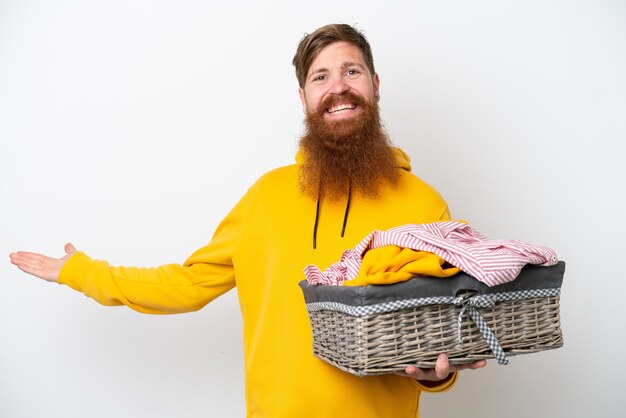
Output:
top-left (313, 75), bottom-right (327, 82)
top-left (346, 69), bottom-right (360, 76)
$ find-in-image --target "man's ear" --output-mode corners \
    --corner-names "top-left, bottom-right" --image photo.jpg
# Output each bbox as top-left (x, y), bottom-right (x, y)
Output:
top-left (373, 73), bottom-right (381, 101)
top-left (298, 88), bottom-right (308, 113)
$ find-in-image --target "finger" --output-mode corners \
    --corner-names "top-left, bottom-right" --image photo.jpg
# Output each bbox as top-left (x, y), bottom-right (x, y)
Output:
top-left (454, 360), bottom-right (487, 371)
top-left (9, 252), bottom-right (47, 266)
top-left (20, 253), bottom-right (51, 268)
top-left (10, 251), bottom-right (37, 261)
top-left (16, 263), bottom-right (46, 277)
top-left (64, 243), bottom-right (77, 255)
top-left (16, 262), bottom-right (59, 282)
top-left (398, 365), bottom-right (416, 377)
top-left (434, 354), bottom-right (451, 380)
top-left (9, 251), bottom-right (61, 282)
top-left (397, 365), bottom-right (427, 380)
top-left (9, 252), bottom-right (24, 265)
top-left (12, 256), bottom-right (53, 277)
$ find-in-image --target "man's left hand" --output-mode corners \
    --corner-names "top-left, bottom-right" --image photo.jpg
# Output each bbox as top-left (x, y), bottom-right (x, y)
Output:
top-left (397, 354), bottom-right (486, 382)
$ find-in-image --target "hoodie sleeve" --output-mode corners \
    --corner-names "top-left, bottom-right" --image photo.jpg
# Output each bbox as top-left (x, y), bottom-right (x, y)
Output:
top-left (58, 194), bottom-right (248, 314)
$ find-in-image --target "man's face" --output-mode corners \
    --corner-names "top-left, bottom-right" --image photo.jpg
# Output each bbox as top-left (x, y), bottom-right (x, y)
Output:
top-left (297, 41), bottom-right (398, 201)
top-left (299, 41), bottom-right (380, 125)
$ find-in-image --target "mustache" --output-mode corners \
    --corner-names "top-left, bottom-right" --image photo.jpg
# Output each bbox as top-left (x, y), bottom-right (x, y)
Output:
top-left (316, 92), bottom-right (369, 116)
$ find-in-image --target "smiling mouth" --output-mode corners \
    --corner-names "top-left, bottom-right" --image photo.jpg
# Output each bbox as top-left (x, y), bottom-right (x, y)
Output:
top-left (326, 103), bottom-right (357, 114)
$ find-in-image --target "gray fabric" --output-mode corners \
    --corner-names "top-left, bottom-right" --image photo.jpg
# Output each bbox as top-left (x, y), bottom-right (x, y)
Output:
top-left (299, 261), bottom-right (565, 306)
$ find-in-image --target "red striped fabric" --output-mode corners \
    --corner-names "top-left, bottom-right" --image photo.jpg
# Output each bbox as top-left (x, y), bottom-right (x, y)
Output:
top-left (304, 221), bottom-right (558, 286)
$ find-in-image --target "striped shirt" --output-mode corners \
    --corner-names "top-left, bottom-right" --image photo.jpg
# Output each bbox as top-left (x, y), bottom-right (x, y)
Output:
top-left (304, 221), bottom-right (558, 287)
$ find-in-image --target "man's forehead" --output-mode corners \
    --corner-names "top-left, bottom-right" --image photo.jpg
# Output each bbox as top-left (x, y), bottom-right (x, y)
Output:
top-left (307, 42), bottom-right (367, 73)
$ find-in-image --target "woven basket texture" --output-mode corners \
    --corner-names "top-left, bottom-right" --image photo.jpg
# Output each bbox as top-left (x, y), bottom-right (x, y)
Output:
top-left (308, 295), bottom-right (562, 376)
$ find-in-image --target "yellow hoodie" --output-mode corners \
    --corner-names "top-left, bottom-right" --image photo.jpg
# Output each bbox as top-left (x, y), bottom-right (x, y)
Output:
top-left (59, 148), bottom-right (456, 418)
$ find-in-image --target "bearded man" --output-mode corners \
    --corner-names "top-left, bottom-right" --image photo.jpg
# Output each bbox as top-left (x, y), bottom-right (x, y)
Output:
top-left (10, 23), bottom-right (484, 418)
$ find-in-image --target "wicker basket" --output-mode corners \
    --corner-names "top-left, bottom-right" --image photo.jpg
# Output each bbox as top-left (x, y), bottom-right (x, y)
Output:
top-left (299, 262), bottom-right (565, 376)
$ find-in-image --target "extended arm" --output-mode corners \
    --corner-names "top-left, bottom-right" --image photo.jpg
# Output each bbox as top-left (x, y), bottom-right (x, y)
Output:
top-left (9, 193), bottom-right (248, 314)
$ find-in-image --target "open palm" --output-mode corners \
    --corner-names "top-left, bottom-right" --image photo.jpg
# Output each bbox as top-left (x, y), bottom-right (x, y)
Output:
top-left (9, 243), bottom-right (77, 282)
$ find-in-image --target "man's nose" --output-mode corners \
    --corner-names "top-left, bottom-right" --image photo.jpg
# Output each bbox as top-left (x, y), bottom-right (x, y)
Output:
top-left (329, 77), bottom-right (350, 94)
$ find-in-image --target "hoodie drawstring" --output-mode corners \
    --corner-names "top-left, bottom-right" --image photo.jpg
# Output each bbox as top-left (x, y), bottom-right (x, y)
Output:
top-left (340, 183), bottom-right (352, 237)
top-left (312, 183), bottom-right (352, 249)
top-left (313, 193), bottom-right (321, 249)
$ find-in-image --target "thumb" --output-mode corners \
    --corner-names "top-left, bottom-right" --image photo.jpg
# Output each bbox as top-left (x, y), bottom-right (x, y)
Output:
top-left (64, 243), bottom-right (77, 255)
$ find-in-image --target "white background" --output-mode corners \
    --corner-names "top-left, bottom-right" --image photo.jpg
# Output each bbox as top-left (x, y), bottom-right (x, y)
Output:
top-left (1, 1), bottom-right (625, 417)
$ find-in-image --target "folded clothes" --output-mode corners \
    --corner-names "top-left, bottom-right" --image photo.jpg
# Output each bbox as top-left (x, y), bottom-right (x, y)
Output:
top-left (342, 246), bottom-right (459, 286)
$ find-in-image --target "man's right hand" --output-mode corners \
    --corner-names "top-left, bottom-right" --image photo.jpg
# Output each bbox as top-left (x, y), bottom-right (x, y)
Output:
top-left (9, 243), bottom-right (77, 283)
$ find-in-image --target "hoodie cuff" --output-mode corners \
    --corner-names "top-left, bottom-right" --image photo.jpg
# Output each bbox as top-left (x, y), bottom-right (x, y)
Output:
top-left (413, 371), bottom-right (458, 393)
top-left (58, 251), bottom-right (99, 292)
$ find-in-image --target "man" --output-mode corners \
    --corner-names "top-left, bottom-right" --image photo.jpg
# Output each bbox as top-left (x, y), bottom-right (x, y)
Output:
top-left (10, 23), bottom-right (485, 417)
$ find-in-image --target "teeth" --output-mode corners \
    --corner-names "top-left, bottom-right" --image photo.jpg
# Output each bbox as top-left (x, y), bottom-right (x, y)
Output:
top-left (327, 103), bottom-right (356, 113)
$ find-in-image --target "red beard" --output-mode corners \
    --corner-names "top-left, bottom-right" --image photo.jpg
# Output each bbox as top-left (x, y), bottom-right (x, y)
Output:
top-left (299, 92), bottom-right (399, 201)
